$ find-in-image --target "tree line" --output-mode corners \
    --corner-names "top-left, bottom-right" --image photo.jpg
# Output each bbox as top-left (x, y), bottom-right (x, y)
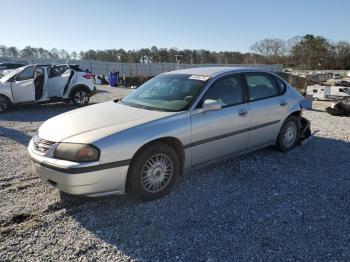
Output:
top-left (1, 34), bottom-right (350, 69)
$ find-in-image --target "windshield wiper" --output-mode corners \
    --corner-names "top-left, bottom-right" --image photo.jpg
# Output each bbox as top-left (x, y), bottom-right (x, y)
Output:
top-left (125, 100), bottom-right (175, 111)
top-left (120, 100), bottom-right (144, 109)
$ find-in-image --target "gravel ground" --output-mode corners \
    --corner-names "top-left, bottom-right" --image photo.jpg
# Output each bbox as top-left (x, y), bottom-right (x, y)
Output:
top-left (0, 85), bottom-right (349, 261)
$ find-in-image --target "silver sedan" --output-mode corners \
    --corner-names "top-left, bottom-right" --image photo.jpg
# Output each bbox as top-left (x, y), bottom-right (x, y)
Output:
top-left (28, 67), bottom-right (311, 200)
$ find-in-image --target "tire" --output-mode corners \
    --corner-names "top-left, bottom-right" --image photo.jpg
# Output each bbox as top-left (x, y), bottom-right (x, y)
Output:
top-left (71, 88), bottom-right (90, 106)
top-left (127, 142), bottom-right (180, 201)
top-left (276, 115), bottom-right (301, 152)
top-left (313, 97), bottom-right (319, 101)
top-left (0, 95), bottom-right (11, 113)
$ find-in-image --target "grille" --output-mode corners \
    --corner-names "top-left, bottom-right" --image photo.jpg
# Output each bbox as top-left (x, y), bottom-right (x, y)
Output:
top-left (33, 135), bottom-right (55, 154)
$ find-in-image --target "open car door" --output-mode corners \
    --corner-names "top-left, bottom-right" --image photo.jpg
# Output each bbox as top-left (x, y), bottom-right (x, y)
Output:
top-left (34, 67), bottom-right (46, 100)
top-left (11, 66), bottom-right (36, 103)
top-left (46, 66), bottom-right (74, 98)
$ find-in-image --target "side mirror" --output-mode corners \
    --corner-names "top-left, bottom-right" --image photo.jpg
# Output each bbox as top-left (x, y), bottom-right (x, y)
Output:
top-left (201, 99), bottom-right (222, 112)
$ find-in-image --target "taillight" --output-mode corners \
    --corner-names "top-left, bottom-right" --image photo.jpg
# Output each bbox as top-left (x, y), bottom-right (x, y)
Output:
top-left (83, 73), bottom-right (95, 79)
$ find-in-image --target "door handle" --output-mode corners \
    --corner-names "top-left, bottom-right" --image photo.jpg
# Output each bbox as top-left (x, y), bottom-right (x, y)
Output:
top-left (280, 100), bottom-right (287, 106)
top-left (238, 109), bottom-right (248, 117)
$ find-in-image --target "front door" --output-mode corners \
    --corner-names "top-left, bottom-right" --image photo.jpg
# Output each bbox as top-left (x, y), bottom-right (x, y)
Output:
top-left (11, 66), bottom-right (36, 103)
top-left (190, 74), bottom-right (249, 166)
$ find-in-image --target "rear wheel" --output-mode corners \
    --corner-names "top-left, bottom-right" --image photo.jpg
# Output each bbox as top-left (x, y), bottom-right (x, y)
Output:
top-left (276, 116), bottom-right (301, 152)
top-left (71, 88), bottom-right (90, 106)
top-left (127, 143), bottom-right (180, 201)
top-left (0, 95), bottom-right (10, 113)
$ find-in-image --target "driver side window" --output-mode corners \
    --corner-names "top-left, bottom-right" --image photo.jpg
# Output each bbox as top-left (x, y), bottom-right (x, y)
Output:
top-left (16, 66), bottom-right (35, 81)
top-left (202, 74), bottom-right (244, 107)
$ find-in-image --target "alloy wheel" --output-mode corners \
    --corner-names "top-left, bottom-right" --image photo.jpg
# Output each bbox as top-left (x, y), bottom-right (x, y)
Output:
top-left (74, 91), bottom-right (89, 105)
top-left (0, 96), bottom-right (9, 112)
top-left (282, 121), bottom-right (297, 148)
top-left (140, 153), bottom-right (174, 193)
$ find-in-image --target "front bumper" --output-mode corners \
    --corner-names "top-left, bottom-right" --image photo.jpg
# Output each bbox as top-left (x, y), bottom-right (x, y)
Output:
top-left (28, 139), bottom-right (129, 197)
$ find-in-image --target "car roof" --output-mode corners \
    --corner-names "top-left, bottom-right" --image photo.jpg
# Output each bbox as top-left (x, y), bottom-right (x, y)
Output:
top-left (162, 67), bottom-right (272, 77)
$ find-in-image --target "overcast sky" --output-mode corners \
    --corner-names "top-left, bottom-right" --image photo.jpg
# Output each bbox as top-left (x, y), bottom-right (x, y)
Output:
top-left (1, 0), bottom-right (350, 53)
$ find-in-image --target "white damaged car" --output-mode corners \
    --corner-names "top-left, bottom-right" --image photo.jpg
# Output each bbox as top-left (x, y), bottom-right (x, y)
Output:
top-left (0, 64), bottom-right (96, 112)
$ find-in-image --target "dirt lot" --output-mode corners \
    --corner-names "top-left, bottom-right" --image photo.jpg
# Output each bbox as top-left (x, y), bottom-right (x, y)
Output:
top-left (0, 85), bottom-right (349, 261)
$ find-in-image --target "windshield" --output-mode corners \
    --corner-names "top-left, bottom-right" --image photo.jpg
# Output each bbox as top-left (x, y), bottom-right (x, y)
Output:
top-left (0, 66), bottom-right (26, 83)
top-left (121, 74), bottom-right (208, 111)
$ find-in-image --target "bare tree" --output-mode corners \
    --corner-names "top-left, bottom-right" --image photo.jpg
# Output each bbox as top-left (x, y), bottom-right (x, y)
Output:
top-left (1, 36), bottom-right (350, 69)
top-left (250, 39), bottom-right (272, 63)
top-left (335, 41), bottom-right (350, 69)
top-left (250, 38), bottom-right (286, 64)
top-left (71, 51), bottom-right (78, 60)
top-left (59, 49), bottom-right (70, 60)
top-left (7, 46), bottom-right (19, 57)
top-left (0, 45), bottom-right (9, 57)
top-left (50, 48), bottom-right (59, 59)
top-left (20, 46), bottom-right (35, 58)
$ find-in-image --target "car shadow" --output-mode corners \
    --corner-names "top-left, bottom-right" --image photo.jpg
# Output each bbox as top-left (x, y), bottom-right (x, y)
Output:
top-left (310, 108), bottom-right (327, 113)
top-left (0, 127), bottom-right (32, 146)
top-left (0, 102), bottom-right (96, 122)
top-left (96, 89), bottom-right (109, 93)
top-left (60, 136), bottom-right (350, 260)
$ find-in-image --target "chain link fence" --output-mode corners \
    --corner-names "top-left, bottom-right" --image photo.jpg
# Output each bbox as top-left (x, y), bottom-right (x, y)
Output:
top-left (0, 57), bottom-right (283, 76)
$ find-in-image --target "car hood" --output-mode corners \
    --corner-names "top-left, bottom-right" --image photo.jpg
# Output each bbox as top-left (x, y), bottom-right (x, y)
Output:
top-left (39, 101), bottom-right (176, 143)
top-left (0, 80), bottom-right (10, 87)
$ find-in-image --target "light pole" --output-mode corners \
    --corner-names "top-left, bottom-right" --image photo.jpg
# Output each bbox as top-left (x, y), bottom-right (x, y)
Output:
top-left (175, 55), bottom-right (182, 70)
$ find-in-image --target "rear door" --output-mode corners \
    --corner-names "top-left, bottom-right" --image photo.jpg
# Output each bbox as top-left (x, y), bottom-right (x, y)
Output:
top-left (11, 66), bottom-right (36, 103)
top-left (46, 66), bottom-right (73, 97)
top-left (244, 73), bottom-right (288, 149)
top-left (190, 74), bottom-right (249, 166)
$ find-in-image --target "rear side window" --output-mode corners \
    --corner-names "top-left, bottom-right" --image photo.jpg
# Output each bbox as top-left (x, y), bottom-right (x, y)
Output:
top-left (202, 74), bottom-right (244, 107)
top-left (275, 77), bottom-right (286, 94)
top-left (246, 74), bottom-right (279, 101)
top-left (16, 66), bottom-right (35, 81)
top-left (50, 65), bottom-right (69, 77)
top-left (69, 65), bottom-right (83, 72)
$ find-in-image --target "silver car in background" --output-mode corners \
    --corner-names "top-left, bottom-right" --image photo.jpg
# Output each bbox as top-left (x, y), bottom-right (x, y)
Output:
top-left (28, 67), bottom-right (311, 200)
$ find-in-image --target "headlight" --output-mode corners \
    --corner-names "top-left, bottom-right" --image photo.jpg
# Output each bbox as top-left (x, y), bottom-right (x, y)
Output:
top-left (54, 143), bottom-right (100, 162)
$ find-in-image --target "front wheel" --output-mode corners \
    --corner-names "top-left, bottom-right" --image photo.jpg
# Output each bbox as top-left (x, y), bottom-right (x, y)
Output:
top-left (276, 116), bottom-right (301, 152)
top-left (0, 95), bottom-right (11, 113)
top-left (71, 88), bottom-right (90, 106)
top-left (127, 143), bottom-right (180, 201)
